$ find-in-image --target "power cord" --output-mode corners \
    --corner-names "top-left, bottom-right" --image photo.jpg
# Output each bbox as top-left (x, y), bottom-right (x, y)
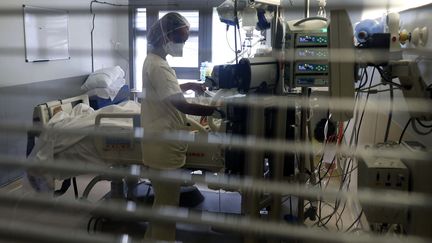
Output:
top-left (325, 69), bottom-right (373, 230)
top-left (356, 67), bottom-right (375, 145)
top-left (330, 69), bottom-right (375, 230)
top-left (375, 66), bottom-right (404, 89)
top-left (345, 210), bottom-right (363, 232)
top-left (398, 118), bottom-right (413, 144)
top-left (384, 84), bottom-right (394, 142)
top-left (309, 67), bottom-right (370, 230)
top-left (416, 118), bottom-right (432, 128)
top-left (329, 70), bottom-right (375, 230)
top-left (225, 28), bottom-right (237, 53)
top-left (357, 87), bottom-right (401, 94)
top-left (412, 118), bottom-right (432, 135)
top-left (356, 68), bottom-right (368, 90)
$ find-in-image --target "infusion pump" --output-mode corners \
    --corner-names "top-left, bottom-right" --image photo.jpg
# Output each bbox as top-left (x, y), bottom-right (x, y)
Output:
top-left (284, 17), bottom-right (330, 88)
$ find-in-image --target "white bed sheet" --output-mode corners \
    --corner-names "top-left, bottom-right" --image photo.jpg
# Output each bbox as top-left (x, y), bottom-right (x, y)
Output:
top-left (27, 101), bottom-right (141, 192)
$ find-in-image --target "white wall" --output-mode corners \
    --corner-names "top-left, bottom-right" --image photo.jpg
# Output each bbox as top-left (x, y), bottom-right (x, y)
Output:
top-left (0, 0), bottom-right (129, 88)
top-left (114, 0), bottom-right (131, 82)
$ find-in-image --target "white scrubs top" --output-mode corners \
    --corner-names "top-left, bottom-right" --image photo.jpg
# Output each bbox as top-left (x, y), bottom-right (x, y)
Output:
top-left (141, 53), bottom-right (188, 169)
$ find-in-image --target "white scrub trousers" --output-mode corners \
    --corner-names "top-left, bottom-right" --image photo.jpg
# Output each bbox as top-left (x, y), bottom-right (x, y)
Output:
top-left (144, 176), bottom-right (182, 242)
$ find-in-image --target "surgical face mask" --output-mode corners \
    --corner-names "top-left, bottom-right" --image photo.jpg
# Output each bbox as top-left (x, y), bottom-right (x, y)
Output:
top-left (163, 41), bottom-right (185, 57)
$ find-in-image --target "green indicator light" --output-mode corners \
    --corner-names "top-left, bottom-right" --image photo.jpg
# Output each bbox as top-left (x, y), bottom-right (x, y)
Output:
top-left (322, 28), bottom-right (328, 33)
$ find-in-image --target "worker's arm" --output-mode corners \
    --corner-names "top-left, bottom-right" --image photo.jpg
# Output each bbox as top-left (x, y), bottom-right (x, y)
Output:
top-left (179, 82), bottom-right (205, 95)
top-left (166, 93), bottom-right (215, 116)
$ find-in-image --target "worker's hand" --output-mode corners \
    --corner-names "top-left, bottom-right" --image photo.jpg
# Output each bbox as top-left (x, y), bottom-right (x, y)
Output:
top-left (200, 116), bottom-right (208, 126)
top-left (181, 82), bottom-right (205, 96)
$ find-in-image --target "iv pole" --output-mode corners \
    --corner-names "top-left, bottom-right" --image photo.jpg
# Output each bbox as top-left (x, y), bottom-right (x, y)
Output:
top-left (297, 0), bottom-right (311, 223)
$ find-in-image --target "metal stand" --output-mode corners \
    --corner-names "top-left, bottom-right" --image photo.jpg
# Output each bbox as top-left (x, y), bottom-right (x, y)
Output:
top-left (268, 106), bottom-right (288, 243)
top-left (243, 98), bottom-right (265, 243)
top-left (242, 97), bottom-right (287, 243)
top-left (297, 88), bottom-right (309, 223)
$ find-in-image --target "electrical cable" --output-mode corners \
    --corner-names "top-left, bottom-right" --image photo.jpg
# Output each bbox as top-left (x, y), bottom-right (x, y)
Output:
top-left (347, 75), bottom-right (366, 146)
top-left (357, 88), bottom-right (401, 93)
top-left (315, 114), bottom-right (354, 188)
top-left (317, 72), bottom-right (369, 229)
top-left (355, 68), bottom-right (376, 146)
top-left (237, 24), bottom-right (243, 52)
top-left (309, 116), bottom-right (338, 226)
top-left (229, 38), bottom-right (266, 63)
top-left (335, 158), bottom-right (355, 229)
top-left (233, 0), bottom-right (239, 64)
top-left (315, 153), bottom-right (335, 187)
top-left (312, 201), bottom-right (343, 229)
top-left (315, 199), bottom-right (341, 228)
top-left (314, 124), bottom-right (353, 228)
top-left (416, 119), bottom-right (432, 128)
top-left (321, 70), bottom-right (368, 232)
top-left (300, 67), bottom-right (400, 229)
top-left (226, 28), bottom-right (237, 53)
top-left (384, 84), bottom-right (394, 142)
top-left (290, 196), bottom-right (293, 217)
top-left (345, 210), bottom-right (363, 232)
top-left (321, 158), bottom-right (336, 188)
top-left (375, 66), bottom-right (404, 89)
top-left (315, 100), bottom-right (359, 187)
top-left (357, 83), bottom-right (382, 91)
top-left (411, 119), bottom-right (432, 135)
top-left (306, 89), bottom-right (318, 185)
top-left (357, 68), bottom-right (368, 90)
top-left (331, 68), bottom-right (378, 230)
top-left (327, 165), bottom-right (357, 179)
top-left (319, 158), bottom-right (353, 229)
top-left (90, 2), bottom-right (96, 72)
top-left (339, 99), bottom-right (368, 225)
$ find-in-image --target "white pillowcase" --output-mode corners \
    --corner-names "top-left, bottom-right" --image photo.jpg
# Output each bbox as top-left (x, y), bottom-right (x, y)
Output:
top-left (86, 77), bottom-right (126, 100)
top-left (81, 66), bottom-right (125, 91)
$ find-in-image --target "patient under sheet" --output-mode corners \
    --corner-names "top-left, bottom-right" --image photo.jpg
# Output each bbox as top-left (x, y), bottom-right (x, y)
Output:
top-left (26, 101), bottom-right (141, 193)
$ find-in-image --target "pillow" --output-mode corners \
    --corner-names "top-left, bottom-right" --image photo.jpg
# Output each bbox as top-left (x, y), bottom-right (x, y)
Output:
top-left (81, 66), bottom-right (125, 91)
top-left (86, 78), bottom-right (126, 100)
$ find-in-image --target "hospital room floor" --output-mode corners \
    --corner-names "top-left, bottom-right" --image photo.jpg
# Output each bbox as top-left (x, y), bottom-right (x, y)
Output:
top-left (0, 173), bottom-right (355, 243)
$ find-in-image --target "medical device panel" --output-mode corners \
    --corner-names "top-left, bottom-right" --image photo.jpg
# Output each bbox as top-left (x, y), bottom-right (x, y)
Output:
top-left (207, 57), bottom-right (278, 94)
top-left (284, 17), bottom-right (330, 88)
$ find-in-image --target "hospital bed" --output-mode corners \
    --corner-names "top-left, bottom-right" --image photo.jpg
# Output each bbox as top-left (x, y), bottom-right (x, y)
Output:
top-left (27, 94), bottom-right (225, 200)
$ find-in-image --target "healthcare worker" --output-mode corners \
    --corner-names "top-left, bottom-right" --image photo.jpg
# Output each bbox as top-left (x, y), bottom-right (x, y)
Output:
top-left (141, 12), bottom-right (217, 242)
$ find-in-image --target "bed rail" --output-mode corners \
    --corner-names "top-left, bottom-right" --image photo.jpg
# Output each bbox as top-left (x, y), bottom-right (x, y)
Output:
top-left (33, 94), bottom-right (90, 126)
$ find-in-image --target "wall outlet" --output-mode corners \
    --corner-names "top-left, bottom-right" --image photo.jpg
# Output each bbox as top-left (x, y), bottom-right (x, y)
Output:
top-left (358, 145), bottom-right (409, 225)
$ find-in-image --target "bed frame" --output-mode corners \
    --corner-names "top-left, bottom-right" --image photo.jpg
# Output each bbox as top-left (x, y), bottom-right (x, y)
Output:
top-left (29, 94), bottom-right (225, 171)
top-left (27, 94), bottom-right (225, 203)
